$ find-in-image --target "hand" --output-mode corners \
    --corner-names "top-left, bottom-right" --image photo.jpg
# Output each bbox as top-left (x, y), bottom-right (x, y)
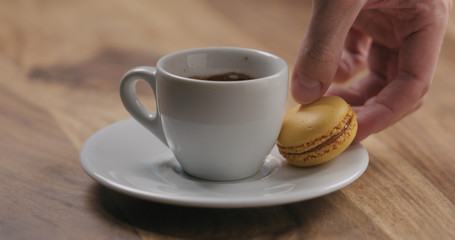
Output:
top-left (292, 0), bottom-right (452, 142)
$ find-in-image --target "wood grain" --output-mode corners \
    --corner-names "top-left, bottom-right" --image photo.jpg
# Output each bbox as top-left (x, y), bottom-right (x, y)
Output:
top-left (1, 0), bottom-right (454, 239)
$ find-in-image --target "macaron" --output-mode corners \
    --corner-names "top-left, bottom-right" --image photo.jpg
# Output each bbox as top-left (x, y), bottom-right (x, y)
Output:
top-left (277, 96), bottom-right (357, 167)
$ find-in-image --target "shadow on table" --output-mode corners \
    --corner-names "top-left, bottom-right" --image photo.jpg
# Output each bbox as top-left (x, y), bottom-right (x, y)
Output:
top-left (88, 184), bottom-right (335, 239)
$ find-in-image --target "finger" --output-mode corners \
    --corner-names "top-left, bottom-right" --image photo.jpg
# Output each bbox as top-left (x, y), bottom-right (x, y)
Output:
top-left (330, 2), bottom-right (450, 142)
top-left (368, 41), bottom-right (398, 85)
top-left (326, 72), bottom-right (385, 106)
top-left (368, 15), bottom-right (448, 137)
top-left (333, 28), bottom-right (442, 142)
top-left (328, 29), bottom-right (440, 143)
top-left (351, 23), bottom-right (444, 142)
top-left (334, 28), bottom-right (371, 83)
top-left (388, 96), bottom-right (425, 127)
top-left (292, 0), bottom-right (366, 104)
top-left (352, 96), bottom-right (425, 143)
top-left (332, 88), bottom-right (425, 142)
top-left (326, 41), bottom-right (398, 106)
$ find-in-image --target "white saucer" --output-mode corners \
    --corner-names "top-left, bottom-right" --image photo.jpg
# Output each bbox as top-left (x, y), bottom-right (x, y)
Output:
top-left (80, 118), bottom-right (369, 208)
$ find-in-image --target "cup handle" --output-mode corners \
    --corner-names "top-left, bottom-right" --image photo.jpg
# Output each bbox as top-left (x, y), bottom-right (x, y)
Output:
top-left (120, 66), bottom-right (168, 146)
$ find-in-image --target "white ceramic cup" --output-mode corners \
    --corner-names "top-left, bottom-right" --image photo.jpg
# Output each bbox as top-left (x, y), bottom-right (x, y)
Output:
top-left (120, 47), bottom-right (288, 181)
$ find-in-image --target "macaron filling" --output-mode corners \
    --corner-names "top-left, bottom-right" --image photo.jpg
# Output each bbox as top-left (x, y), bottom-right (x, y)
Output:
top-left (302, 117), bottom-right (351, 154)
top-left (283, 117), bottom-right (352, 156)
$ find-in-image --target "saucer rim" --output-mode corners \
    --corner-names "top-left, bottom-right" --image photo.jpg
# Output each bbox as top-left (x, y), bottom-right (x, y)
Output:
top-left (80, 118), bottom-right (369, 208)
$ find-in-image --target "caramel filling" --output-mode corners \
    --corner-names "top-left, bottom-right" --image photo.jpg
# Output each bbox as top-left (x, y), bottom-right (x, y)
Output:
top-left (287, 117), bottom-right (352, 155)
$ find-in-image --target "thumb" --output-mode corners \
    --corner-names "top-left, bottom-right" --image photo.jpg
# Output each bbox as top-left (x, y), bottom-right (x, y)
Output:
top-left (292, 0), bottom-right (365, 104)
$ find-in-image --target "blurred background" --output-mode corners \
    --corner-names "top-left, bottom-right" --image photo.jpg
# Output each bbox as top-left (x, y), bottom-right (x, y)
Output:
top-left (1, 0), bottom-right (454, 147)
top-left (0, 0), bottom-right (313, 147)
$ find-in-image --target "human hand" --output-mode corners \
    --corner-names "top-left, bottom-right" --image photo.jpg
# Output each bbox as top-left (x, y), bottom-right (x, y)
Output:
top-left (291, 0), bottom-right (452, 142)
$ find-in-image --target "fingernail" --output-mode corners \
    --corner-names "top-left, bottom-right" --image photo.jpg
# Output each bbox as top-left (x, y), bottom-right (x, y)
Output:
top-left (292, 76), bottom-right (322, 104)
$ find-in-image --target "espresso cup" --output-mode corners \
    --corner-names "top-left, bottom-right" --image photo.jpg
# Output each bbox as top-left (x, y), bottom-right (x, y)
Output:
top-left (120, 47), bottom-right (288, 181)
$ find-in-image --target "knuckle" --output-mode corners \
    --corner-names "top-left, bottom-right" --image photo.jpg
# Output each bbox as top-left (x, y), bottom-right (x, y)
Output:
top-left (397, 71), bottom-right (431, 99)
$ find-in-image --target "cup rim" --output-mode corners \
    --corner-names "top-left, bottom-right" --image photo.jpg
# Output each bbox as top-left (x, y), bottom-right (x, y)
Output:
top-left (156, 47), bottom-right (288, 85)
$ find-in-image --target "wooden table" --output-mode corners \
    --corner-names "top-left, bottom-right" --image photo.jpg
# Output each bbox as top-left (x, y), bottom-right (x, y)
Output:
top-left (1, 1), bottom-right (454, 239)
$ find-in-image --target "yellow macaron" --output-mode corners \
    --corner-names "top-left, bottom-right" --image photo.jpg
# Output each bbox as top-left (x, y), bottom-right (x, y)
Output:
top-left (277, 96), bottom-right (357, 167)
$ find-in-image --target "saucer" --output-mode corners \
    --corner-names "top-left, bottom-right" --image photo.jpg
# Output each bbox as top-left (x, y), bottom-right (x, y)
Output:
top-left (80, 118), bottom-right (369, 208)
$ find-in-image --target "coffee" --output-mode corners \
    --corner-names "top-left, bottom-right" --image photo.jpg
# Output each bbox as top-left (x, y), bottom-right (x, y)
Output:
top-left (189, 72), bottom-right (253, 81)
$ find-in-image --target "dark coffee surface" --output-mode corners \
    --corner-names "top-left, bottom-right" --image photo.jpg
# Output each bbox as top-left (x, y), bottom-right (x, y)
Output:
top-left (189, 72), bottom-right (253, 81)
